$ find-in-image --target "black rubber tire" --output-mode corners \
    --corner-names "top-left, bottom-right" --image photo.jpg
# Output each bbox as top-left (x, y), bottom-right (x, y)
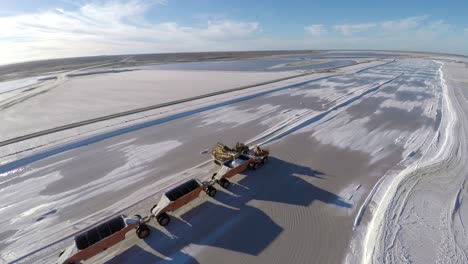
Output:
top-left (220, 178), bottom-right (230, 189)
top-left (212, 173), bottom-right (217, 180)
top-left (135, 214), bottom-right (142, 220)
top-left (157, 213), bottom-right (170, 226)
top-left (251, 163), bottom-right (257, 170)
top-left (262, 156), bottom-right (268, 164)
top-left (136, 224), bottom-right (150, 239)
top-left (206, 186), bottom-right (217, 197)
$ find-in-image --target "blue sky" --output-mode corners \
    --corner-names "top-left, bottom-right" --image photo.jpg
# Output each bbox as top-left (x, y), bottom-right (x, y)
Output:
top-left (1, 0), bottom-right (467, 64)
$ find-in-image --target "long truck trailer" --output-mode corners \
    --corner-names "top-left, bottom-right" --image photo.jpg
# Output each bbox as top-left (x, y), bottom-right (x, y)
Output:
top-left (150, 178), bottom-right (217, 226)
top-left (211, 154), bottom-right (256, 188)
top-left (58, 215), bottom-right (150, 264)
top-left (57, 143), bottom-right (269, 263)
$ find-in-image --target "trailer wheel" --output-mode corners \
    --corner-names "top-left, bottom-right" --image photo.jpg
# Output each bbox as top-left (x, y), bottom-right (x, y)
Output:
top-left (136, 224), bottom-right (150, 239)
top-left (220, 178), bottom-right (230, 189)
top-left (250, 163), bottom-right (258, 170)
top-left (206, 186), bottom-right (217, 197)
top-left (157, 213), bottom-right (170, 226)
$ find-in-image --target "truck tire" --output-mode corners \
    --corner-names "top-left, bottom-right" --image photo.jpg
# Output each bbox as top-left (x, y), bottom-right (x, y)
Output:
top-left (157, 213), bottom-right (170, 226)
top-left (136, 224), bottom-right (150, 239)
top-left (206, 186), bottom-right (217, 197)
top-left (220, 178), bottom-right (230, 189)
top-left (250, 163), bottom-right (258, 170)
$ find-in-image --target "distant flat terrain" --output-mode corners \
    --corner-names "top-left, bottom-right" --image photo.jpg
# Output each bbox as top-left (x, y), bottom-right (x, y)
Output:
top-left (0, 51), bottom-right (451, 264)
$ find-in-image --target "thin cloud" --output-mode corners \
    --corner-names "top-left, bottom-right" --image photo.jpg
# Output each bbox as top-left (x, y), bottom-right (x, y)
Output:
top-left (380, 15), bottom-right (428, 31)
top-left (332, 16), bottom-right (431, 36)
top-left (302, 15), bottom-right (467, 55)
top-left (304, 24), bottom-right (326, 36)
top-left (0, 0), bottom-right (259, 64)
top-left (334, 23), bottom-right (376, 36)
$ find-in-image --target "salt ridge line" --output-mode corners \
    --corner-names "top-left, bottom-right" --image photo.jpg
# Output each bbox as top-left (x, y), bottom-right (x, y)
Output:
top-left (360, 61), bottom-right (457, 264)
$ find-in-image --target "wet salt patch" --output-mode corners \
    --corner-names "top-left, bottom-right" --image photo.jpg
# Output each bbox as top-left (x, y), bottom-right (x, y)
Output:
top-left (373, 91), bottom-right (394, 100)
top-left (398, 84), bottom-right (435, 93)
top-left (197, 104), bottom-right (280, 127)
top-left (266, 108), bottom-right (310, 124)
top-left (118, 140), bottom-right (182, 169)
top-left (395, 135), bottom-right (406, 144)
top-left (0, 203), bottom-right (15, 214)
top-left (265, 74), bottom-right (374, 100)
top-left (105, 138), bottom-right (137, 151)
top-left (256, 108), bottom-right (312, 135)
top-left (380, 100), bottom-right (420, 112)
top-left (289, 86), bottom-right (346, 101)
top-left (283, 78), bottom-right (385, 104)
top-left (0, 167), bottom-right (24, 178)
top-left (357, 72), bottom-right (395, 78)
top-left (3, 172), bottom-right (63, 232)
top-left (310, 113), bottom-right (405, 163)
top-left (0, 77), bottom-right (40, 94)
top-left (17, 203), bottom-right (55, 220)
top-left (264, 89), bottom-right (293, 97)
top-left (0, 158), bottom-right (73, 189)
